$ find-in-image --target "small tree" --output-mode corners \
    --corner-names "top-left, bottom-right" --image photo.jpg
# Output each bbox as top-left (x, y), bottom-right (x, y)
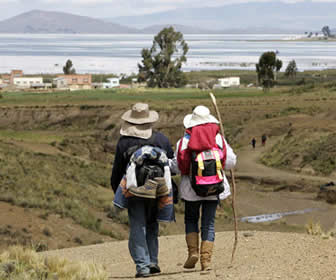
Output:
top-left (322, 26), bottom-right (331, 37)
top-left (285, 60), bottom-right (298, 79)
top-left (138, 27), bottom-right (189, 88)
top-left (275, 59), bottom-right (283, 81)
top-left (256, 51), bottom-right (282, 90)
top-left (63, 59), bottom-right (76, 75)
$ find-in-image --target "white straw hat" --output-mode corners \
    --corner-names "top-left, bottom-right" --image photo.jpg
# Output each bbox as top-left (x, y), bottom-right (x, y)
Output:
top-left (120, 103), bottom-right (159, 139)
top-left (121, 103), bottom-right (159, 124)
top-left (183, 105), bottom-right (219, 129)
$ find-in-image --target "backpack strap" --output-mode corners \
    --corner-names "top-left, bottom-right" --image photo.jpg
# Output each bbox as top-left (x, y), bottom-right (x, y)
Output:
top-left (213, 150), bottom-right (223, 180)
top-left (123, 132), bottom-right (157, 162)
top-left (197, 153), bottom-right (204, 176)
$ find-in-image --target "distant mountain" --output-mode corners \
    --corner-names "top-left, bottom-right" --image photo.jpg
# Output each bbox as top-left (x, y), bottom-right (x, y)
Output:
top-left (141, 24), bottom-right (215, 34)
top-left (109, 2), bottom-right (336, 33)
top-left (0, 10), bottom-right (138, 34)
top-left (140, 24), bottom-right (298, 35)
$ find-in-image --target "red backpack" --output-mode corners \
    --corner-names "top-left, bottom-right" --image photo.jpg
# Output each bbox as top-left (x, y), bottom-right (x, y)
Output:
top-left (190, 147), bottom-right (226, 197)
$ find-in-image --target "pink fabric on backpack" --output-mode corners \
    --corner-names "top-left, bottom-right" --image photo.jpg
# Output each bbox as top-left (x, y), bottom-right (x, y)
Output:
top-left (195, 175), bottom-right (222, 185)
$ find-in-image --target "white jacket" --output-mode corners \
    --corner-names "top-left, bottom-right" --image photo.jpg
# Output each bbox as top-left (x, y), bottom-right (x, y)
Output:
top-left (171, 135), bottom-right (237, 201)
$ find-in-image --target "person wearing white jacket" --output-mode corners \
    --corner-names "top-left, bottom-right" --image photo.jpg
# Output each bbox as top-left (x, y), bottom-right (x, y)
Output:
top-left (175, 105), bottom-right (237, 271)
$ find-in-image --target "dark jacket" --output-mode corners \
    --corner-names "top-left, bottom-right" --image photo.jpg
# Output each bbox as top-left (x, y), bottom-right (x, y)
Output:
top-left (110, 131), bottom-right (174, 193)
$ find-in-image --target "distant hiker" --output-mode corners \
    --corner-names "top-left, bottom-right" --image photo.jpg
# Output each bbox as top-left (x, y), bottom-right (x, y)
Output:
top-left (261, 134), bottom-right (267, 146)
top-left (176, 105), bottom-right (237, 271)
top-left (110, 103), bottom-right (174, 278)
top-left (251, 137), bottom-right (256, 149)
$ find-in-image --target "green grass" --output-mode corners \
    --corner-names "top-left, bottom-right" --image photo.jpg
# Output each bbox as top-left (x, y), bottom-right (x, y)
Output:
top-left (2, 69), bottom-right (336, 106)
top-left (260, 132), bottom-right (336, 176)
top-left (0, 87), bottom-right (286, 107)
top-left (0, 130), bottom-right (64, 144)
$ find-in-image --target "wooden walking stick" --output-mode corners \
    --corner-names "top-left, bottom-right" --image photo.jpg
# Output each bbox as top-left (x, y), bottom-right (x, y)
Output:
top-left (209, 92), bottom-right (238, 264)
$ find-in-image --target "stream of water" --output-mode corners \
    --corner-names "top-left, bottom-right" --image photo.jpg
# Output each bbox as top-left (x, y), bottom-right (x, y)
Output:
top-left (241, 208), bottom-right (319, 223)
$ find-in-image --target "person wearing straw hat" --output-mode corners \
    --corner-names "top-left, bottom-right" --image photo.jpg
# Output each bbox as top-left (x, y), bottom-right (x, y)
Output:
top-left (176, 105), bottom-right (237, 271)
top-left (111, 103), bottom-right (174, 278)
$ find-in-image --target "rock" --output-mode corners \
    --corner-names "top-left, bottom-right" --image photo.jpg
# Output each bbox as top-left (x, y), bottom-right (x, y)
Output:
top-left (317, 183), bottom-right (336, 204)
top-left (1, 262), bottom-right (16, 274)
top-left (243, 232), bottom-right (255, 238)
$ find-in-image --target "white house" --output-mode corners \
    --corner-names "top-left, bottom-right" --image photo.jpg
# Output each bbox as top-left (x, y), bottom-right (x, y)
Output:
top-left (218, 77), bottom-right (240, 88)
top-left (53, 77), bottom-right (68, 89)
top-left (13, 77), bottom-right (43, 88)
top-left (103, 78), bottom-right (120, 89)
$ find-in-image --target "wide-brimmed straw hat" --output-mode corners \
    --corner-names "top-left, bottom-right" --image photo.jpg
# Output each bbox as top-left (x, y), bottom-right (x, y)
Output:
top-left (120, 103), bottom-right (159, 139)
top-left (121, 103), bottom-right (158, 124)
top-left (183, 105), bottom-right (219, 129)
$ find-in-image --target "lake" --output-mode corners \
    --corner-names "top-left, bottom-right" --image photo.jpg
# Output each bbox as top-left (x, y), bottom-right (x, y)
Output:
top-left (1, 33), bottom-right (336, 74)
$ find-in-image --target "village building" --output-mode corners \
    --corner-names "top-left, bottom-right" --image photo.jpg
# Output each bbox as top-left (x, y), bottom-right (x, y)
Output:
top-left (2, 75), bottom-right (10, 84)
top-left (103, 77), bottom-right (120, 88)
top-left (53, 77), bottom-right (68, 89)
top-left (55, 74), bottom-right (92, 90)
top-left (218, 77), bottom-right (240, 88)
top-left (13, 77), bottom-right (43, 89)
top-left (10, 70), bottom-right (24, 84)
top-left (1, 70), bottom-right (24, 85)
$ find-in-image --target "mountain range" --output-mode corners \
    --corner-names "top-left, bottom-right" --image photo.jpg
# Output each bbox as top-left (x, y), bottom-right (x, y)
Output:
top-left (0, 10), bottom-right (138, 34)
top-left (110, 1), bottom-right (336, 33)
top-left (0, 2), bottom-right (335, 34)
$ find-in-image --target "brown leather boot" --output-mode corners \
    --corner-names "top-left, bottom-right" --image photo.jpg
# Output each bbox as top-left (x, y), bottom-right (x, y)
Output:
top-left (128, 179), bottom-right (158, 199)
top-left (200, 241), bottom-right (214, 271)
top-left (183, 232), bottom-right (199, 269)
top-left (154, 177), bottom-right (169, 197)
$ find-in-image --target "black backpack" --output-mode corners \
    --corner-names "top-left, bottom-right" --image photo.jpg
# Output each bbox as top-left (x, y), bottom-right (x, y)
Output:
top-left (123, 133), bottom-right (164, 186)
top-left (190, 147), bottom-right (226, 197)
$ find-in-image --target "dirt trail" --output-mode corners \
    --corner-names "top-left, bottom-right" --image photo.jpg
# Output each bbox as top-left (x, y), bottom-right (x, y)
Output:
top-left (40, 140), bottom-right (336, 279)
top-left (234, 138), bottom-right (336, 231)
top-left (235, 137), bottom-right (335, 184)
top-left (43, 231), bottom-right (336, 280)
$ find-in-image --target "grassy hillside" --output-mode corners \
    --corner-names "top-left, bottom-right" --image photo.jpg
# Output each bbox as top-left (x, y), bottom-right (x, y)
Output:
top-left (0, 140), bottom-right (113, 232)
top-left (1, 77), bottom-right (336, 252)
top-left (261, 131), bottom-right (336, 176)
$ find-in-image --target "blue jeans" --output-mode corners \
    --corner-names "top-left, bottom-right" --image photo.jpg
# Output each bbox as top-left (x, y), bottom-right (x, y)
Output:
top-left (128, 198), bottom-right (159, 274)
top-left (184, 200), bottom-right (218, 241)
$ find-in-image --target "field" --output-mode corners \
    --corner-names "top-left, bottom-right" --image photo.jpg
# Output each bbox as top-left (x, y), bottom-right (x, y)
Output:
top-left (1, 70), bottom-right (336, 257)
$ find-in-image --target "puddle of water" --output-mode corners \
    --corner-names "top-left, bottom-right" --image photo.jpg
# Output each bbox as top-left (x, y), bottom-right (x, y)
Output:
top-left (241, 208), bottom-right (318, 223)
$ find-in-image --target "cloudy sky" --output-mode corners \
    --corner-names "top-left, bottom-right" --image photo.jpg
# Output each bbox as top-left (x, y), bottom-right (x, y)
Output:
top-left (1, 0), bottom-right (335, 20)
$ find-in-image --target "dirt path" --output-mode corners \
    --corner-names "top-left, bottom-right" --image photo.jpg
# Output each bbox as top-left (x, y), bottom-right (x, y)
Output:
top-left (40, 139), bottom-right (336, 279)
top-left (234, 138), bottom-right (336, 231)
top-left (235, 137), bottom-right (335, 184)
top-left (43, 231), bottom-right (336, 280)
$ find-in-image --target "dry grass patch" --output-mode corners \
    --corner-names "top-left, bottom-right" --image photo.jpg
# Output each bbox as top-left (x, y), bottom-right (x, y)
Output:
top-left (305, 220), bottom-right (336, 240)
top-left (0, 246), bottom-right (107, 280)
